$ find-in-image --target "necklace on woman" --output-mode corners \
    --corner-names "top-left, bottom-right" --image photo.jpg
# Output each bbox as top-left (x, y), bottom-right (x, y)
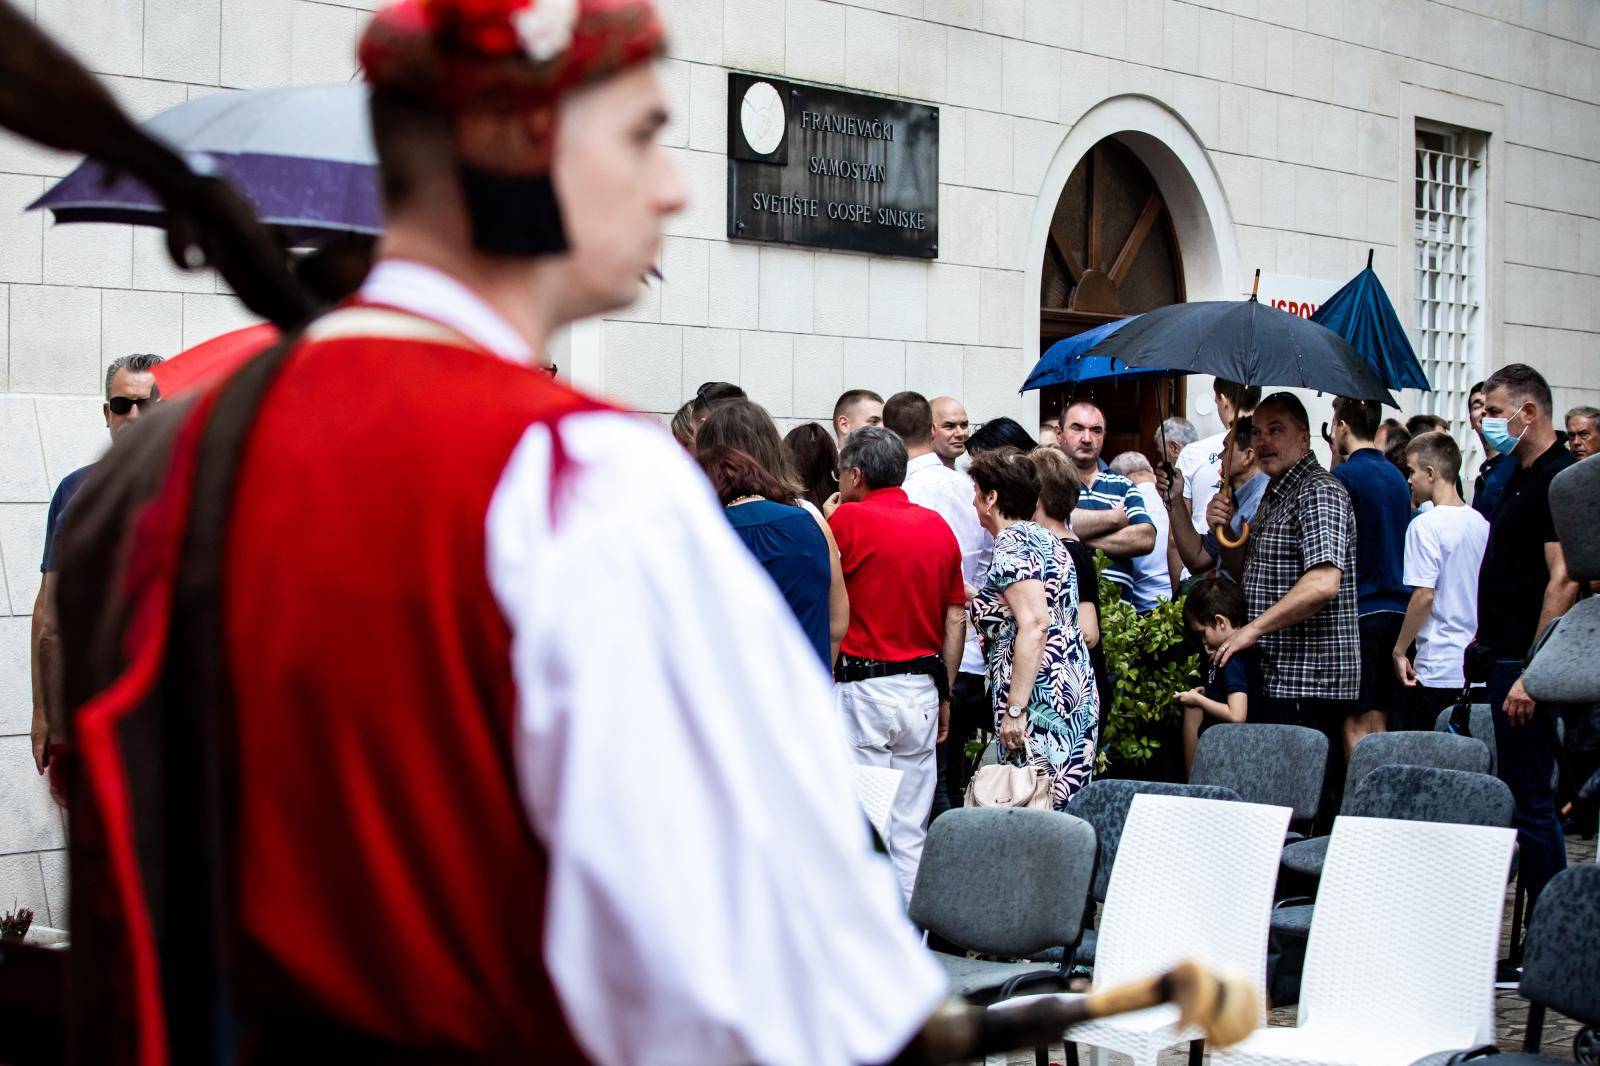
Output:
top-left (728, 495), bottom-right (764, 506)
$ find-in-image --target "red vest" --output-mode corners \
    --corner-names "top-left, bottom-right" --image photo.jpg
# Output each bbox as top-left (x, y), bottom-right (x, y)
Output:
top-left (223, 327), bottom-right (600, 1056)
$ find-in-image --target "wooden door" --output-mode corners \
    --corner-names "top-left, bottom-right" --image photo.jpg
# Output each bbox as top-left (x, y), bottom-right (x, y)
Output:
top-left (1039, 138), bottom-right (1186, 466)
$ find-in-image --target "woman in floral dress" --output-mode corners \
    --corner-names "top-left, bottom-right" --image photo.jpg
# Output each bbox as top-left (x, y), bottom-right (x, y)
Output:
top-left (967, 448), bottom-right (1100, 810)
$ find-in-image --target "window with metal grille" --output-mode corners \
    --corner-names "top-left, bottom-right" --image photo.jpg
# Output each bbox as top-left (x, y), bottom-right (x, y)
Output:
top-left (1413, 121), bottom-right (1486, 444)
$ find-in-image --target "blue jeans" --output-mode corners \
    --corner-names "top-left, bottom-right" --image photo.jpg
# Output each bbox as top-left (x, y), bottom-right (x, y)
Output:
top-left (1488, 658), bottom-right (1567, 904)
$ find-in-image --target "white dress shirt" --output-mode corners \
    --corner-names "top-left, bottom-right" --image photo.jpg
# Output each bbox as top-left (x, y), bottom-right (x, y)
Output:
top-left (901, 450), bottom-right (993, 674)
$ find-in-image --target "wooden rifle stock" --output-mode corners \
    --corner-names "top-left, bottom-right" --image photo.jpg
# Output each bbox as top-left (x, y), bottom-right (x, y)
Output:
top-left (887, 960), bottom-right (1258, 1064)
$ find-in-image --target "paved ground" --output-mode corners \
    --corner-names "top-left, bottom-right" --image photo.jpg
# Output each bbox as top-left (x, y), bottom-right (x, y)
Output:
top-left (977, 834), bottom-right (1596, 1065)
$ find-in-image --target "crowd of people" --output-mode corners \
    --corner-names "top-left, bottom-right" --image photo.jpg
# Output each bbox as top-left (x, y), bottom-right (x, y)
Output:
top-left (32, 354), bottom-right (1595, 917)
top-left (673, 363), bottom-right (1595, 909)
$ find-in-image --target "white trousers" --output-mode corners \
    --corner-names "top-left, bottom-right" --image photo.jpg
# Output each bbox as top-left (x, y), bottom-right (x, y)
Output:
top-left (835, 674), bottom-right (939, 901)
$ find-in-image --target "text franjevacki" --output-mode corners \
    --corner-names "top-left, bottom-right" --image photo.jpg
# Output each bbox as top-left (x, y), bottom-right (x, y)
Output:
top-left (750, 108), bottom-right (926, 231)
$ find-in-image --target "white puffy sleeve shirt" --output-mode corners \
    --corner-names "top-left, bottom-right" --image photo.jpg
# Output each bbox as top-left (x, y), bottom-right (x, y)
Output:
top-left (485, 411), bottom-right (945, 1066)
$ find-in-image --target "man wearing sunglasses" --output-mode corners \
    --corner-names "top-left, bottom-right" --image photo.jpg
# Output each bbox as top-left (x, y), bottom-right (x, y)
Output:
top-left (30, 352), bottom-right (161, 778)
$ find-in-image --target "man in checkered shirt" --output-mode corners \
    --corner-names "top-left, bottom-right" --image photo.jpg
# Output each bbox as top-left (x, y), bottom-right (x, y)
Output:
top-left (1211, 393), bottom-right (1359, 815)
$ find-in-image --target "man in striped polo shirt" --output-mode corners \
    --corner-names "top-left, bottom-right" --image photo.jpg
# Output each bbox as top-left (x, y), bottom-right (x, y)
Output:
top-left (1058, 399), bottom-right (1157, 572)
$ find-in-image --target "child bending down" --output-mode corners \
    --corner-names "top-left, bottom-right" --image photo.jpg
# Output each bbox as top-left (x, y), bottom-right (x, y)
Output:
top-left (1176, 578), bottom-right (1260, 777)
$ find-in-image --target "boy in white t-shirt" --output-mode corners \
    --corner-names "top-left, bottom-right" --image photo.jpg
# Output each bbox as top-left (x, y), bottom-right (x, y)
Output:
top-left (1393, 431), bottom-right (1490, 729)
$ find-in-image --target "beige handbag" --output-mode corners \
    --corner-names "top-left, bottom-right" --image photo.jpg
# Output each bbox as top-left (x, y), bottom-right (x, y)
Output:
top-left (964, 738), bottom-right (1053, 810)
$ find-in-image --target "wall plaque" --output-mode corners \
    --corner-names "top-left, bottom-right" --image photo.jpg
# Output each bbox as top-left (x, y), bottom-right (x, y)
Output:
top-left (727, 73), bottom-right (939, 259)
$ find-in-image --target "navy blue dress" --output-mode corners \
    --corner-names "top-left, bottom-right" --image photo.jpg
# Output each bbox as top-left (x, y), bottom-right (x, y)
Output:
top-left (725, 500), bottom-right (832, 668)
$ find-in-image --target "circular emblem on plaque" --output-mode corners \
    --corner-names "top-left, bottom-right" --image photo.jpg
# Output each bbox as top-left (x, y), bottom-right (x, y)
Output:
top-left (740, 80), bottom-right (785, 156)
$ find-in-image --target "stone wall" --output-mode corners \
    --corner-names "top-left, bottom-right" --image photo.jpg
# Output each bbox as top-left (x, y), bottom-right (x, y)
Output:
top-left (1, 0), bottom-right (1598, 926)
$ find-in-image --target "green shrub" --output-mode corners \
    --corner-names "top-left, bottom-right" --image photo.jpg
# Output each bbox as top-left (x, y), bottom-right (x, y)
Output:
top-left (1093, 550), bottom-right (1202, 774)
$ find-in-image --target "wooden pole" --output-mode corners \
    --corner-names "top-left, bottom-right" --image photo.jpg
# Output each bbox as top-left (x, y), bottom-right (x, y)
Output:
top-left (890, 961), bottom-right (1259, 1064)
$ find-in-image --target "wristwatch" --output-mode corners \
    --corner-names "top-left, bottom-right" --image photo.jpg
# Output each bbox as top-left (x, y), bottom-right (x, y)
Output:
top-left (1006, 704), bottom-right (1026, 719)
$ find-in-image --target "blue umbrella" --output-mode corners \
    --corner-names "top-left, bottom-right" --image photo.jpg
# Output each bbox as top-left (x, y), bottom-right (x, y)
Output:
top-left (1021, 315), bottom-right (1173, 392)
top-left (1309, 251), bottom-right (1431, 392)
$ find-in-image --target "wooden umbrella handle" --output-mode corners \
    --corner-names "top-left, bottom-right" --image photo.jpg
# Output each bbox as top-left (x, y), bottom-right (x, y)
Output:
top-left (1210, 421), bottom-right (1251, 549)
top-left (1213, 517), bottom-right (1251, 550)
top-left (1212, 479), bottom-right (1250, 549)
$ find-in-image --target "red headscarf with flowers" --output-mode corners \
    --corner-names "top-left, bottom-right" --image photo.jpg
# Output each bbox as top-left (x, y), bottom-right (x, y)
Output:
top-left (359, 0), bottom-right (664, 110)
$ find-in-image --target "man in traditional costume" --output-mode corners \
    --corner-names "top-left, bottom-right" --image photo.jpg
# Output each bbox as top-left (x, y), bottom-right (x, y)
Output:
top-left (52, 2), bottom-right (945, 1061)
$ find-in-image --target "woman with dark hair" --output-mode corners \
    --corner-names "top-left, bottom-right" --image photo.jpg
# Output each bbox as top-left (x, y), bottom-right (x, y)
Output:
top-left (697, 399), bottom-right (806, 497)
top-left (782, 421), bottom-right (840, 513)
top-left (697, 446), bottom-right (833, 668)
top-left (967, 447), bottom-right (1099, 809)
top-left (965, 416), bottom-right (1037, 457)
top-left (698, 400), bottom-right (848, 663)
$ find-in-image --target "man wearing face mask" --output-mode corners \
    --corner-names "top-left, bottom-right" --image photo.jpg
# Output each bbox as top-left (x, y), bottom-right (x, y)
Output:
top-left (1474, 364), bottom-right (1579, 912)
top-left (52, 3), bottom-right (944, 1061)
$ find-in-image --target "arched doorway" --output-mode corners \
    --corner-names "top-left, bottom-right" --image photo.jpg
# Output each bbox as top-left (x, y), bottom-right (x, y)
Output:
top-left (1040, 136), bottom-right (1186, 464)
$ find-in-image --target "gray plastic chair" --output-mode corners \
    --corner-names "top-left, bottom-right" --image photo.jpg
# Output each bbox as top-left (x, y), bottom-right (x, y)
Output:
top-left (1272, 766), bottom-right (1515, 942)
top-left (1407, 863), bottom-right (1600, 1065)
top-left (1525, 460), bottom-right (1600, 707)
top-left (1550, 453), bottom-right (1600, 581)
top-left (1058, 779), bottom-right (1242, 969)
top-left (908, 806), bottom-right (1096, 1001)
top-left (1351, 765), bottom-right (1514, 827)
top-left (1281, 731), bottom-right (1492, 878)
top-left (1190, 723), bottom-right (1329, 830)
top-left (1433, 703), bottom-right (1498, 776)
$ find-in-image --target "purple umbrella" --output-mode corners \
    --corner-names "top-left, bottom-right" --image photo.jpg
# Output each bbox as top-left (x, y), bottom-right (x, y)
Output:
top-left (30, 83), bottom-right (379, 243)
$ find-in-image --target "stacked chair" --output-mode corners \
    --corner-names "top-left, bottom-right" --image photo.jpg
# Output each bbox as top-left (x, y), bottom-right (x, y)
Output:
top-left (1408, 863), bottom-right (1600, 1065)
top-left (907, 736), bottom-right (1537, 1064)
top-left (1189, 724), bottom-right (1329, 839)
top-left (1268, 763), bottom-right (1513, 1007)
top-left (1060, 793), bottom-right (1291, 1066)
top-left (1278, 730), bottom-right (1492, 882)
top-left (1272, 764), bottom-right (1514, 929)
top-left (1062, 779), bottom-right (1243, 969)
top-left (1213, 816), bottom-right (1517, 1065)
top-left (907, 807), bottom-right (1095, 1002)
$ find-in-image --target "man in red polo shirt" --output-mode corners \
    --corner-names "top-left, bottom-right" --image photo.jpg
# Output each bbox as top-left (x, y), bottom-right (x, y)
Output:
top-left (829, 426), bottom-right (968, 899)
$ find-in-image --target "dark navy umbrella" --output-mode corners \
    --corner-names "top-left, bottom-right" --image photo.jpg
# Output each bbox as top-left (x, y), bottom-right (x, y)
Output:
top-left (1021, 315), bottom-right (1174, 392)
top-left (1082, 289), bottom-right (1398, 406)
top-left (1309, 252), bottom-right (1431, 392)
top-left (30, 84), bottom-right (378, 243)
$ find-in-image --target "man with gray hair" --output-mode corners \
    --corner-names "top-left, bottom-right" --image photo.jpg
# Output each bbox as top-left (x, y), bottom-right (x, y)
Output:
top-left (828, 426), bottom-right (967, 899)
top-left (1566, 404), bottom-right (1599, 460)
top-left (1107, 451), bottom-right (1174, 612)
top-left (1155, 416), bottom-right (1198, 469)
top-left (30, 352), bottom-right (163, 777)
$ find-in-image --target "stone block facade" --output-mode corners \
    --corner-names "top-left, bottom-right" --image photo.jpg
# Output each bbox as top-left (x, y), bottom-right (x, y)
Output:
top-left (1, 0), bottom-right (1598, 925)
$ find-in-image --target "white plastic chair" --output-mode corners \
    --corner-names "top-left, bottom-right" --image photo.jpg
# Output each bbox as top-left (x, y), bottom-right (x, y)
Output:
top-left (1213, 816), bottom-right (1516, 1066)
top-left (851, 764), bottom-right (903, 841)
top-left (1065, 793), bottom-right (1292, 1066)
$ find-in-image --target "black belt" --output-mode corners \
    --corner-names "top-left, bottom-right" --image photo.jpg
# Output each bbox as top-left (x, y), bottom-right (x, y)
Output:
top-left (834, 653), bottom-right (950, 702)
